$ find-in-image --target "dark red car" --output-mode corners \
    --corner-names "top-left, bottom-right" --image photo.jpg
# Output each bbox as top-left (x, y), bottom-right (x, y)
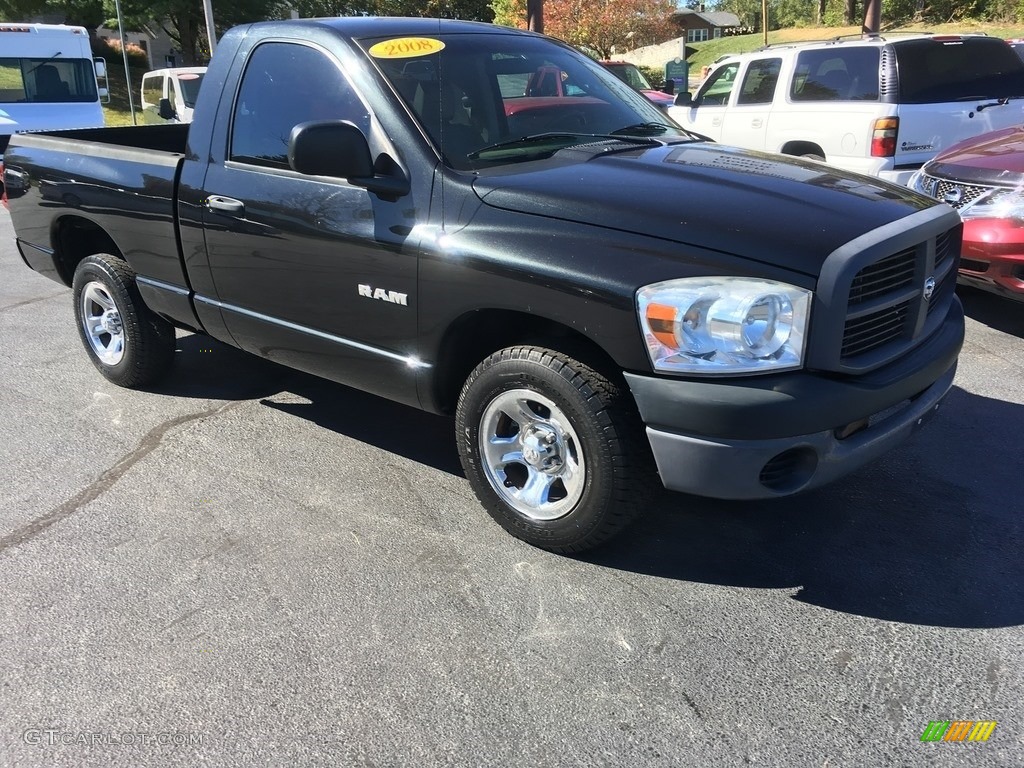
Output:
top-left (599, 61), bottom-right (675, 109)
top-left (911, 125), bottom-right (1024, 302)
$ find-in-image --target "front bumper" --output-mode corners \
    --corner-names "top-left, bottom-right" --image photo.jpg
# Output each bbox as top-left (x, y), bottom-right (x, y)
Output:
top-left (625, 297), bottom-right (964, 499)
top-left (956, 218), bottom-right (1024, 301)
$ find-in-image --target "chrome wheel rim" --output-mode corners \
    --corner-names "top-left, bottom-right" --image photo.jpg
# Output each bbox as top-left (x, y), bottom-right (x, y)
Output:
top-left (478, 389), bottom-right (586, 521)
top-left (80, 281), bottom-right (125, 366)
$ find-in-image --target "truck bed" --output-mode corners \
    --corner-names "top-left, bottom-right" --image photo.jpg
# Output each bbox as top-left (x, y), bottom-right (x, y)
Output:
top-left (4, 123), bottom-right (191, 291)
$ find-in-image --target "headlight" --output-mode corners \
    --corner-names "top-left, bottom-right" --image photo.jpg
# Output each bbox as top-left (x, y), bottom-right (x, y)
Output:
top-left (907, 169), bottom-right (928, 194)
top-left (959, 187), bottom-right (1024, 222)
top-left (637, 277), bottom-right (811, 375)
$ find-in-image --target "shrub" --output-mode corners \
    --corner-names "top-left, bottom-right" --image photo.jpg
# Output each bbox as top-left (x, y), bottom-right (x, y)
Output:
top-left (638, 64), bottom-right (665, 88)
top-left (91, 37), bottom-right (149, 68)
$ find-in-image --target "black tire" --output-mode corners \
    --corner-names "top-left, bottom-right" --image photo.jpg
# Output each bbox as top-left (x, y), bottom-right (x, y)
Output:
top-left (455, 346), bottom-right (655, 554)
top-left (72, 253), bottom-right (176, 388)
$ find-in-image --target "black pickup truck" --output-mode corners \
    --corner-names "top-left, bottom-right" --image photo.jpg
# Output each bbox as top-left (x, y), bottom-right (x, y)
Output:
top-left (4, 18), bottom-right (965, 552)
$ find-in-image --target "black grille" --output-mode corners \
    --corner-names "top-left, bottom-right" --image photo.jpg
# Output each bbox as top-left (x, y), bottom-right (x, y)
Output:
top-left (813, 220), bottom-right (961, 374)
top-left (842, 300), bottom-right (912, 358)
top-left (926, 270), bottom-right (956, 316)
top-left (848, 248), bottom-right (916, 306)
top-left (960, 257), bottom-right (988, 273)
top-left (934, 229), bottom-right (954, 268)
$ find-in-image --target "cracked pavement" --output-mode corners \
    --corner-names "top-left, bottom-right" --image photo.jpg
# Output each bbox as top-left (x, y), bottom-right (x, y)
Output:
top-left (0, 210), bottom-right (1022, 767)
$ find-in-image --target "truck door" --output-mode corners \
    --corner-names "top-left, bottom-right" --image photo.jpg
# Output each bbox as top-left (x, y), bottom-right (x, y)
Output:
top-left (196, 40), bottom-right (424, 406)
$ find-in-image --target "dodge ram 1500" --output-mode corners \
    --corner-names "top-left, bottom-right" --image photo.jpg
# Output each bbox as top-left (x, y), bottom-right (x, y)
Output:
top-left (4, 18), bottom-right (965, 552)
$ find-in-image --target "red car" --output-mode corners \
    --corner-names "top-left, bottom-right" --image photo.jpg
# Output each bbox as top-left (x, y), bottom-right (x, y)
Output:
top-left (911, 125), bottom-right (1024, 302)
top-left (599, 61), bottom-right (675, 109)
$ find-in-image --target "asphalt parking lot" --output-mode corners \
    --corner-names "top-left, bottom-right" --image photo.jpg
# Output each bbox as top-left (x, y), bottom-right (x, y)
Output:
top-left (1, 207), bottom-right (1022, 767)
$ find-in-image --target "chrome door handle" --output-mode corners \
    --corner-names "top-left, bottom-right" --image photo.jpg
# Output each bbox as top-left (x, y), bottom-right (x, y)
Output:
top-left (206, 195), bottom-right (244, 213)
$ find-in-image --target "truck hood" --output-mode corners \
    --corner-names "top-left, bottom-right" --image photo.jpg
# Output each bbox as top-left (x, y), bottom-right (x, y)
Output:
top-left (925, 124), bottom-right (1024, 187)
top-left (472, 142), bottom-right (936, 276)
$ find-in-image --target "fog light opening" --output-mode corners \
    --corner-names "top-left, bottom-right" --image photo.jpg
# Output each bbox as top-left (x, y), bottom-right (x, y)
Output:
top-left (759, 448), bottom-right (818, 493)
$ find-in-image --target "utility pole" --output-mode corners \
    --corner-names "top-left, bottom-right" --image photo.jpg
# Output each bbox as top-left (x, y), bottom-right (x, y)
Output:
top-left (862, 0), bottom-right (881, 34)
top-left (203, 0), bottom-right (217, 54)
top-left (762, 0), bottom-right (768, 46)
top-left (113, 0), bottom-right (135, 125)
top-left (527, 0), bottom-right (543, 33)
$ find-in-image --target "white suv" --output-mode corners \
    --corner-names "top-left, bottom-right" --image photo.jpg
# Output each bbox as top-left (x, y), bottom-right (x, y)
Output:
top-left (668, 33), bottom-right (1024, 184)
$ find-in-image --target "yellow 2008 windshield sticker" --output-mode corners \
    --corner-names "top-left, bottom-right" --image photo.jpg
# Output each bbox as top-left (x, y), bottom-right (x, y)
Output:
top-left (368, 38), bottom-right (445, 59)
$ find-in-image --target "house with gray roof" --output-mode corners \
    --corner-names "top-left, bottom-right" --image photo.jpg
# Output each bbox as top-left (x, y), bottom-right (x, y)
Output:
top-left (671, 6), bottom-right (743, 43)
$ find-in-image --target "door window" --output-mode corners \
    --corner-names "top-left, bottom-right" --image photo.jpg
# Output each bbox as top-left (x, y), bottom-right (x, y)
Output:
top-left (230, 42), bottom-right (370, 169)
top-left (791, 48), bottom-right (879, 102)
top-left (737, 58), bottom-right (781, 105)
top-left (142, 75), bottom-right (163, 107)
top-left (697, 62), bottom-right (740, 105)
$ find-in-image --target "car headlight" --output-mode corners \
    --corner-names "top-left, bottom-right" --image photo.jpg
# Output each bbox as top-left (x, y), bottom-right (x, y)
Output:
top-left (959, 187), bottom-right (1024, 222)
top-left (907, 168), bottom-right (927, 194)
top-left (637, 277), bottom-right (811, 375)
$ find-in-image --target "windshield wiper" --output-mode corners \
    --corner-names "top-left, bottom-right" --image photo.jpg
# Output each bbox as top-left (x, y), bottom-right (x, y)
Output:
top-left (611, 122), bottom-right (709, 142)
top-left (27, 52), bottom-right (62, 75)
top-left (467, 132), bottom-right (661, 160)
top-left (611, 122), bottom-right (672, 135)
top-left (977, 97), bottom-right (1010, 112)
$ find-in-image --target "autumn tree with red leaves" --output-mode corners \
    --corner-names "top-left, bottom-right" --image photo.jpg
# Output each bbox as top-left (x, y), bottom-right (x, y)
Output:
top-left (493, 0), bottom-right (676, 58)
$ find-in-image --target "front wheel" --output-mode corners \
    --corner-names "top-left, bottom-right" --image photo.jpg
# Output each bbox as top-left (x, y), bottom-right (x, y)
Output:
top-left (456, 346), bottom-right (655, 553)
top-left (72, 253), bottom-right (176, 388)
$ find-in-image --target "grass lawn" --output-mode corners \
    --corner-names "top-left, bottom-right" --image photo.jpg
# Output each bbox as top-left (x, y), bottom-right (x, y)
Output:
top-left (686, 21), bottom-right (1024, 70)
top-left (101, 61), bottom-right (149, 126)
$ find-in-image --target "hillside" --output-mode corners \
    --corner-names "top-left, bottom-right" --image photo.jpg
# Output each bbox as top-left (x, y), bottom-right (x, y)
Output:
top-left (618, 21), bottom-right (1024, 77)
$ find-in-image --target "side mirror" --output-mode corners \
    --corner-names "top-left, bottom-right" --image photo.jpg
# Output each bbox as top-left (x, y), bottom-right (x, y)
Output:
top-left (288, 120), bottom-right (409, 198)
top-left (663, 80), bottom-right (675, 96)
top-left (289, 120), bottom-right (373, 178)
top-left (158, 98), bottom-right (176, 121)
top-left (94, 60), bottom-right (106, 78)
top-left (673, 91), bottom-right (694, 107)
top-left (97, 87), bottom-right (109, 100)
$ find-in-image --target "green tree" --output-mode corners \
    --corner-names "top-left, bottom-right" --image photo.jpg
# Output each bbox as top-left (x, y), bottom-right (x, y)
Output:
top-left (491, 0), bottom-right (526, 27)
top-left (0, 0), bottom-right (105, 30)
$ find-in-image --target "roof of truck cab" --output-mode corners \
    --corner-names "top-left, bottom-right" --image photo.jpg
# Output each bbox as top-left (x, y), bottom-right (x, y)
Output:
top-left (251, 16), bottom-right (534, 37)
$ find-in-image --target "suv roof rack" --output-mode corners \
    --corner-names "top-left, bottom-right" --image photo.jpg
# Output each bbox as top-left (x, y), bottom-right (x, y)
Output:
top-left (753, 30), bottom-right (967, 52)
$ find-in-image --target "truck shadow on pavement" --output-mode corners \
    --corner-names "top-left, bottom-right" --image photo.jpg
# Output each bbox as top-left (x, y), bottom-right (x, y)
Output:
top-left (157, 334), bottom-right (464, 476)
top-left (959, 286), bottom-right (1024, 337)
top-left (160, 335), bottom-right (1020, 628)
top-left (587, 385), bottom-right (1024, 629)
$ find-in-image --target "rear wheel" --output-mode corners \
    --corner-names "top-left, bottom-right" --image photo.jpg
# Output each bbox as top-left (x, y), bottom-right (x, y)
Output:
top-left (72, 253), bottom-right (176, 388)
top-left (456, 346), bottom-right (655, 553)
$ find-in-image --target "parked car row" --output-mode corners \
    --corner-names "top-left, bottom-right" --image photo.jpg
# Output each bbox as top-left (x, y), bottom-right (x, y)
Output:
top-left (667, 33), bottom-right (1024, 303)
top-left (667, 33), bottom-right (1024, 185)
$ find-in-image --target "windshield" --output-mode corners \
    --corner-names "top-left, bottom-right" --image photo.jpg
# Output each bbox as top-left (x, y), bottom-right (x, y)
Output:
top-left (894, 38), bottom-right (1024, 103)
top-left (605, 63), bottom-right (654, 91)
top-left (178, 72), bottom-right (204, 108)
top-left (0, 57), bottom-right (98, 103)
top-left (360, 33), bottom-right (691, 170)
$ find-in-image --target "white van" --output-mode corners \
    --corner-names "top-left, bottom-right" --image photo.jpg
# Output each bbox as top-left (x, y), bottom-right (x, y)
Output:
top-left (668, 34), bottom-right (1024, 185)
top-left (0, 23), bottom-right (107, 153)
top-left (140, 67), bottom-right (206, 124)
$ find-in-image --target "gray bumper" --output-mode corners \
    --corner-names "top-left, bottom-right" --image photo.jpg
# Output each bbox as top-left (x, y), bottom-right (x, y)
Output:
top-left (642, 363), bottom-right (955, 499)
